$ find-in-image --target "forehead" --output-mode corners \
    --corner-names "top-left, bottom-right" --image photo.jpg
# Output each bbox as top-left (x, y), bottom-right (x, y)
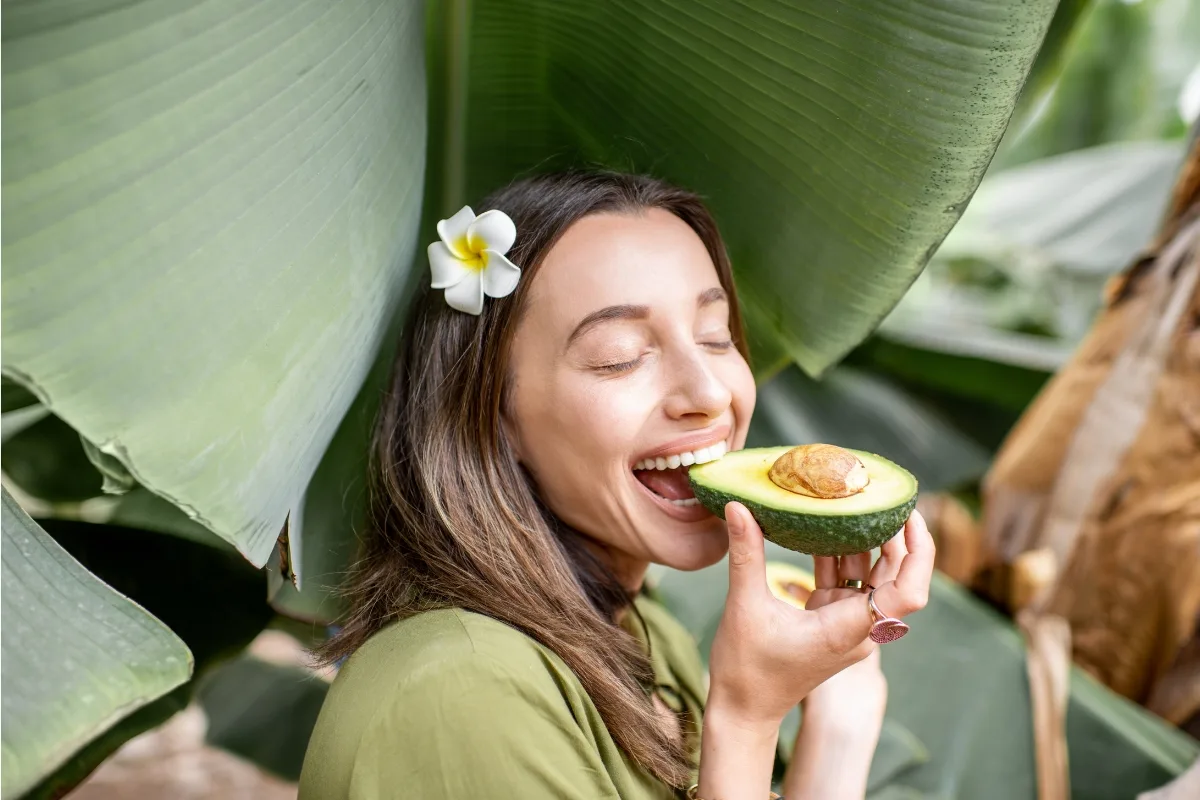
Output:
top-left (527, 208), bottom-right (721, 323)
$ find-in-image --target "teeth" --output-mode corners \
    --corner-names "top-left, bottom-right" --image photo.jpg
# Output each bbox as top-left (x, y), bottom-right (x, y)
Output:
top-left (633, 442), bottom-right (728, 471)
top-left (670, 497), bottom-right (700, 507)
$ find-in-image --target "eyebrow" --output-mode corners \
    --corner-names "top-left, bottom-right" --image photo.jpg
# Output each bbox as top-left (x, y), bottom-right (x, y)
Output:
top-left (566, 304), bottom-right (649, 347)
top-left (565, 288), bottom-right (729, 347)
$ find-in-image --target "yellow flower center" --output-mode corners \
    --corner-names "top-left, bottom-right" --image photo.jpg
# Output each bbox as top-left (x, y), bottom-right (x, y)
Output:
top-left (454, 235), bottom-right (487, 271)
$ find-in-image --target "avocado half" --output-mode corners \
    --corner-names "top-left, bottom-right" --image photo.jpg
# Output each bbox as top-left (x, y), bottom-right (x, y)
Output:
top-left (766, 562), bottom-right (815, 609)
top-left (688, 446), bottom-right (918, 556)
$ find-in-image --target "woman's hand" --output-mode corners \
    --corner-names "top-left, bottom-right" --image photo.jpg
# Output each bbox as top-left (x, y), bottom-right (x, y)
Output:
top-left (799, 527), bottom-right (916, 729)
top-left (708, 504), bottom-right (932, 727)
top-left (780, 532), bottom-right (919, 799)
top-left (697, 505), bottom-right (933, 800)
top-left (782, 649), bottom-right (886, 800)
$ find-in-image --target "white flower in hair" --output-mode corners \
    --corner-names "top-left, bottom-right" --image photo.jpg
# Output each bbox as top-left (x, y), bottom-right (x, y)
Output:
top-left (428, 206), bottom-right (522, 315)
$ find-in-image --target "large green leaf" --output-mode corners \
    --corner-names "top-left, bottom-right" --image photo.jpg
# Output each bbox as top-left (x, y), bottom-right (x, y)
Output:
top-left (266, 339), bottom-right (393, 621)
top-left (1, 0), bottom-right (427, 567)
top-left (0, 378), bottom-right (39, 414)
top-left (18, 687), bottom-right (192, 800)
top-left (0, 489), bottom-right (192, 799)
top-left (7, 516), bottom-right (276, 796)
top-left (432, 0), bottom-right (1061, 375)
top-left (40, 518), bottom-right (276, 672)
top-left (105, 488), bottom-right (235, 552)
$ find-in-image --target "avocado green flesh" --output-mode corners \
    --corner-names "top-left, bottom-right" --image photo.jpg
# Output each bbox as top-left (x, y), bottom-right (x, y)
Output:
top-left (688, 447), bottom-right (918, 556)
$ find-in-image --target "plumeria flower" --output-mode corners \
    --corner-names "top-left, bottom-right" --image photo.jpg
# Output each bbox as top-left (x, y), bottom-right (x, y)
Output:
top-left (428, 206), bottom-right (522, 315)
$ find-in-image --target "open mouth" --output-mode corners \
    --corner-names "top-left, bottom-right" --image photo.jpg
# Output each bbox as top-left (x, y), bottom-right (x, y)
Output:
top-left (632, 440), bottom-right (728, 508)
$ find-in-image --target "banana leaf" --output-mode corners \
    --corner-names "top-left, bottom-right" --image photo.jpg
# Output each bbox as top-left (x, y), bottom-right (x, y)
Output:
top-left (0, 378), bottom-right (39, 414)
top-left (2, 0), bottom-right (428, 568)
top-left (429, 0), bottom-right (1060, 378)
top-left (0, 489), bottom-right (192, 799)
top-left (40, 518), bottom-right (276, 673)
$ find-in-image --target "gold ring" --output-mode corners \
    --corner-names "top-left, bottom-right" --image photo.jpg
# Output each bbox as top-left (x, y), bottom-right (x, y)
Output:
top-left (840, 579), bottom-right (865, 590)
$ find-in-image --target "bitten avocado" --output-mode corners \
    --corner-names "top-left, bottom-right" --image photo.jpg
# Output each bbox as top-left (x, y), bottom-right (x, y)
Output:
top-left (688, 445), bottom-right (917, 556)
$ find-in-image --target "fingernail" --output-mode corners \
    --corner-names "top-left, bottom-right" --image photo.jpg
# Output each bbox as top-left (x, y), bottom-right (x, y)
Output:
top-left (725, 503), bottom-right (743, 536)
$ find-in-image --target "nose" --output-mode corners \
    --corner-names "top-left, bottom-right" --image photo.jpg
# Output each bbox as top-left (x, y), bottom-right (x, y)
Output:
top-left (663, 346), bottom-right (732, 422)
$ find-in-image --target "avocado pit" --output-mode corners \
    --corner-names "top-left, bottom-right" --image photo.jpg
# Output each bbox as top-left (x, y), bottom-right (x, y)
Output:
top-left (768, 443), bottom-right (869, 499)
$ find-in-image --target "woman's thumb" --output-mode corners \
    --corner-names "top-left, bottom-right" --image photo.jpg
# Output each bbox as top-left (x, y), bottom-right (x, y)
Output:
top-left (725, 502), bottom-right (767, 598)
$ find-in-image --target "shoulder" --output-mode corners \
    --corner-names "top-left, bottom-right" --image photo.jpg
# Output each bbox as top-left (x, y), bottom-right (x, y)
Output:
top-left (302, 609), bottom-right (620, 798)
top-left (336, 607), bottom-right (576, 702)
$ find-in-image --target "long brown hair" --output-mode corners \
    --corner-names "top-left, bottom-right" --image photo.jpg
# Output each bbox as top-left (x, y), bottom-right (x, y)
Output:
top-left (320, 171), bottom-right (747, 787)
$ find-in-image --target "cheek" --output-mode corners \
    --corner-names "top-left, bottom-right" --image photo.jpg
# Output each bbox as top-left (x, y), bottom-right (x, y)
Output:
top-left (723, 355), bottom-right (757, 443)
top-left (516, 376), bottom-right (650, 489)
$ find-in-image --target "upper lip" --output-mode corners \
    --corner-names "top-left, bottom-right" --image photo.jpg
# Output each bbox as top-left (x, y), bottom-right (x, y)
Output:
top-left (633, 424), bottom-right (731, 465)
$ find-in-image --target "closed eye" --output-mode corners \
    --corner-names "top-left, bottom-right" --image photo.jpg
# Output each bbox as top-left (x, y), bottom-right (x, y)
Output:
top-left (594, 355), bottom-right (645, 374)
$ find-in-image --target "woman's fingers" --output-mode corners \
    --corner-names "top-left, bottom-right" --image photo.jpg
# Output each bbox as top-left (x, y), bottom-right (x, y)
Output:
top-left (724, 502), bottom-right (768, 601)
top-left (812, 593), bottom-right (874, 658)
top-left (869, 527), bottom-right (907, 588)
top-left (840, 552), bottom-right (871, 584)
top-left (813, 555), bottom-right (839, 590)
top-left (875, 510), bottom-right (935, 618)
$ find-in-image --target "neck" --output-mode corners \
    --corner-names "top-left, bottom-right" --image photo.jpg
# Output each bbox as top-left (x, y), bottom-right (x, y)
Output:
top-left (579, 534), bottom-right (649, 594)
top-left (556, 528), bottom-right (646, 621)
top-left (540, 504), bottom-right (646, 617)
top-left (597, 546), bottom-right (649, 627)
top-left (611, 552), bottom-right (651, 596)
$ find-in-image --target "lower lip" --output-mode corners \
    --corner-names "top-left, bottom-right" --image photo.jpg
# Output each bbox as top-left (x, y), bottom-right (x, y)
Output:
top-left (632, 471), bottom-right (714, 522)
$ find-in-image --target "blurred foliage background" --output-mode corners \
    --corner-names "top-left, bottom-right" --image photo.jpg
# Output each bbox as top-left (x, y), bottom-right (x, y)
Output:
top-left (2, 0), bottom-right (1199, 798)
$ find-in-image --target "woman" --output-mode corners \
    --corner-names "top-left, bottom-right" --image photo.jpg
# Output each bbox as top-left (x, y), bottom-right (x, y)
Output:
top-left (300, 171), bottom-right (933, 800)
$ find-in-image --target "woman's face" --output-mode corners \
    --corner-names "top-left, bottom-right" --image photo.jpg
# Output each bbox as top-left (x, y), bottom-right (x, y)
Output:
top-left (506, 208), bottom-right (756, 585)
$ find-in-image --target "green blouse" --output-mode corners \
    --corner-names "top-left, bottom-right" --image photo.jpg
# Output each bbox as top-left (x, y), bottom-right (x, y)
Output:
top-left (299, 595), bottom-right (707, 799)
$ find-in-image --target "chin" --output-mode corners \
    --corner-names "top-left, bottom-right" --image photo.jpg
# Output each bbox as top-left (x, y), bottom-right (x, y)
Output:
top-left (650, 519), bottom-right (730, 572)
